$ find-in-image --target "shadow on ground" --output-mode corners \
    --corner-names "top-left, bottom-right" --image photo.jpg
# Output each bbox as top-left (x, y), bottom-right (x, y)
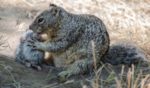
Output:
top-left (0, 55), bottom-right (93, 88)
top-left (0, 54), bottom-right (150, 88)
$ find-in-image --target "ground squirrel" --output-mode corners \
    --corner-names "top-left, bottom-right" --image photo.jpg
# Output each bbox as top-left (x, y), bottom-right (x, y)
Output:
top-left (28, 4), bottom-right (145, 81)
top-left (15, 30), bottom-right (54, 70)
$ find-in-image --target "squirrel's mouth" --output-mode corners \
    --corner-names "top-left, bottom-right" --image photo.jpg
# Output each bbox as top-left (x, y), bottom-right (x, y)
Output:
top-left (36, 29), bottom-right (44, 34)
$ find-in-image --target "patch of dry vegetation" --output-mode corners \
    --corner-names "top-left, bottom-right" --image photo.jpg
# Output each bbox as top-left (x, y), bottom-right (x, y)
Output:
top-left (91, 63), bottom-right (150, 88)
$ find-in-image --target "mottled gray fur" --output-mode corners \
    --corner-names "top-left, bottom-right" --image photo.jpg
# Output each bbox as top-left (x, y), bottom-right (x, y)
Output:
top-left (15, 30), bottom-right (44, 70)
top-left (103, 43), bottom-right (145, 66)
top-left (29, 4), bottom-right (145, 81)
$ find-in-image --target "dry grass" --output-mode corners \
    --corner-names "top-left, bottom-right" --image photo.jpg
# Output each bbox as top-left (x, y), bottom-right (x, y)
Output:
top-left (91, 63), bottom-right (150, 88)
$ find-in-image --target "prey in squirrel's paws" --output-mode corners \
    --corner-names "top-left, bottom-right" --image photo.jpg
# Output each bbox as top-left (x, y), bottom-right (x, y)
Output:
top-left (15, 30), bottom-right (54, 70)
top-left (28, 39), bottom-right (46, 51)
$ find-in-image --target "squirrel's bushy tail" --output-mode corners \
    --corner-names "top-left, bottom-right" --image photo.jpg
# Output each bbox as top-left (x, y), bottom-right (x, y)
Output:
top-left (102, 42), bottom-right (146, 66)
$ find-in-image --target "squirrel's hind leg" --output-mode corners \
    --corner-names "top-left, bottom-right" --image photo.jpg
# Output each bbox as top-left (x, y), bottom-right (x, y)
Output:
top-left (58, 58), bottom-right (94, 82)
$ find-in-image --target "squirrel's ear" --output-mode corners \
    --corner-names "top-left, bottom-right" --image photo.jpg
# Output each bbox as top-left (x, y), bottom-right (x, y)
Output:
top-left (51, 7), bottom-right (60, 16)
top-left (49, 4), bottom-right (60, 16)
top-left (49, 3), bottom-right (57, 8)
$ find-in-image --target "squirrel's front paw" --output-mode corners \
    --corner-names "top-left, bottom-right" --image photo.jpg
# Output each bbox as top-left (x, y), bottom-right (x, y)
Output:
top-left (28, 40), bottom-right (44, 50)
top-left (58, 71), bottom-right (71, 82)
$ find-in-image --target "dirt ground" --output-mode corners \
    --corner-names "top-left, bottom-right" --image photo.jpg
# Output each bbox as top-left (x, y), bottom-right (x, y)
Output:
top-left (0, 0), bottom-right (150, 88)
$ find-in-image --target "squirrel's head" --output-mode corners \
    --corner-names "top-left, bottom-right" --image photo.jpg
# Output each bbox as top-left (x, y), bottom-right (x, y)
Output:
top-left (29, 4), bottom-right (65, 34)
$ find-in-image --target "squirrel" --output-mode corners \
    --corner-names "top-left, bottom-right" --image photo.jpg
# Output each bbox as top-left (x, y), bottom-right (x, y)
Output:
top-left (28, 4), bottom-right (145, 81)
top-left (15, 30), bottom-right (54, 70)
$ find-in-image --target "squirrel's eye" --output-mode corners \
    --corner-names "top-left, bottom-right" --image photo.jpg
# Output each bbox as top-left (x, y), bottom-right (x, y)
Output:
top-left (37, 17), bottom-right (44, 24)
